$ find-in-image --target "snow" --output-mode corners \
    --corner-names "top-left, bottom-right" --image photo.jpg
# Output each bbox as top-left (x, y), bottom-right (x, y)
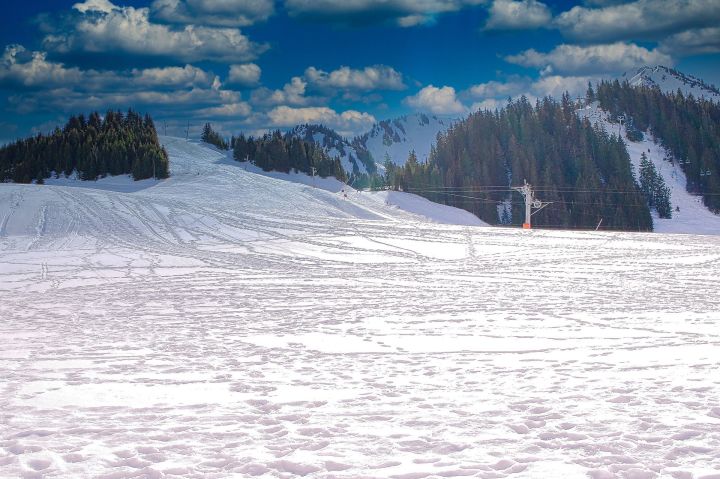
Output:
top-left (577, 102), bottom-right (720, 235)
top-left (625, 66), bottom-right (720, 103)
top-left (293, 126), bottom-right (369, 176)
top-left (370, 190), bottom-right (486, 227)
top-left (365, 113), bottom-right (452, 166)
top-left (292, 114), bottom-right (453, 176)
top-left (1, 138), bottom-right (720, 478)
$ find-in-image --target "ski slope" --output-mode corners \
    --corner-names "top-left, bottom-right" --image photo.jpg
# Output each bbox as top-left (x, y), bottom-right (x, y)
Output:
top-left (578, 103), bottom-right (720, 235)
top-left (1, 139), bottom-right (720, 479)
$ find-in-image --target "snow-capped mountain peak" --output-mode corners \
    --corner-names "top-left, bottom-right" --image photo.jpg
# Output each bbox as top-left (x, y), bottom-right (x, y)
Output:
top-left (362, 113), bottom-right (454, 166)
top-left (624, 65), bottom-right (720, 102)
top-left (288, 113), bottom-right (456, 177)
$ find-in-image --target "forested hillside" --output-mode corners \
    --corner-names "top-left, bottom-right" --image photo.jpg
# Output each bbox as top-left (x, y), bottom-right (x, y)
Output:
top-left (232, 130), bottom-right (348, 182)
top-left (388, 96), bottom-right (653, 231)
top-left (595, 80), bottom-right (720, 212)
top-left (0, 110), bottom-right (169, 183)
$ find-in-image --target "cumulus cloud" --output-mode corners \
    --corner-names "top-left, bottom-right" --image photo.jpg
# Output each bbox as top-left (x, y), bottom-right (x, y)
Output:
top-left (1, 43), bottom-right (245, 121)
top-left (554, 0), bottom-right (720, 42)
top-left (470, 98), bottom-right (509, 112)
top-left (266, 106), bottom-right (376, 136)
top-left (505, 42), bottom-right (672, 75)
top-left (8, 86), bottom-right (241, 115)
top-left (304, 65), bottom-right (405, 91)
top-left (404, 85), bottom-right (466, 114)
top-left (660, 27), bottom-right (720, 55)
top-left (285, 0), bottom-right (485, 27)
top-left (73, 0), bottom-right (116, 14)
top-left (250, 77), bottom-right (309, 106)
top-left (0, 45), bottom-right (217, 91)
top-left (530, 75), bottom-right (594, 98)
top-left (0, 45), bottom-right (83, 88)
top-left (43, 0), bottom-right (268, 63)
top-left (132, 65), bottom-right (217, 89)
top-left (468, 79), bottom-right (529, 98)
top-left (468, 74), bottom-right (599, 110)
top-left (484, 0), bottom-right (552, 30)
top-left (196, 101), bottom-right (252, 117)
top-left (151, 0), bottom-right (274, 27)
top-left (227, 63), bottom-right (261, 86)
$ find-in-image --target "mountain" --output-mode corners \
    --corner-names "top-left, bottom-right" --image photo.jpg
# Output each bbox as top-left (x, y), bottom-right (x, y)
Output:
top-left (388, 67), bottom-right (720, 233)
top-left (288, 124), bottom-right (374, 176)
top-left (288, 113), bottom-right (454, 177)
top-left (361, 113), bottom-right (452, 166)
top-left (577, 101), bottom-right (720, 235)
top-left (623, 65), bottom-right (720, 102)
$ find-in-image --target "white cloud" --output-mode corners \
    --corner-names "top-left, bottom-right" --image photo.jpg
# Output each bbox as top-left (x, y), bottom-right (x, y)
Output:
top-left (0, 45), bottom-right (217, 91)
top-left (197, 101), bottom-right (252, 117)
top-left (505, 42), bottom-right (672, 75)
top-left (8, 86), bottom-right (242, 115)
top-left (132, 65), bottom-right (216, 89)
top-left (250, 77), bottom-right (309, 106)
top-left (530, 75), bottom-right (594, 98)
top-left (227, 63), bottom-right (261, 86)
top-left (470, 98), bottom-right (509, 112)
top-left (0, 45), bottom-right (83, 88)
top-left (555, 0), bottom-right (720, 42)
top-left (468, 74), bottom-right (599, 110)
top-left (151, 0), bottom-right (274, 27)
top-left (660, 27), bottom-right (720, 55)
top-left (285, 0), bottom-right (485, 27)
top-left (43, 0), bottom-right (267, 63)
top-left (468, 79), bottom-right (529, 98)
top-left (404, 85), bottom-right (467, 114)
top-left (266, 106), bottom-right (376, 136)
top-left (484, 0), bottom-right (551, 30)
top-left (72, 0), bottom-right (117, 14)
top-left (304, 65), bottom-right (405, 91)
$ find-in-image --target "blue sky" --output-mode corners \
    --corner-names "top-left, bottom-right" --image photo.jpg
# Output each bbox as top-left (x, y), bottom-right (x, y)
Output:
top-left (1, 0), bottom-right (719, 142)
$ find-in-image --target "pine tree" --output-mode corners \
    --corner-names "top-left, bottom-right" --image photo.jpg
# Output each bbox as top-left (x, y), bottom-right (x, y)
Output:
top-left (201, 123), bottom-right (228, 150)
top-left (639, 152), bottom-right (672, 218)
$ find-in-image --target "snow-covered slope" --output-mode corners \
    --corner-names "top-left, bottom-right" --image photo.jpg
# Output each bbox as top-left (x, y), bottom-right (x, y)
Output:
top-left (363, 112), bottom-right (452, 166)
top-left (2, 139), bottom-right (720, 479)
top-left (624, 65), bottom-right (720, 102)
top-left (291, 113), bottom-right (454, 176)
top-left (578, 102), bottom-right (720, 234)
top-left (289, 124), bottom-right (373, 176)
top-left (2, 139), bottom-right (720, 478)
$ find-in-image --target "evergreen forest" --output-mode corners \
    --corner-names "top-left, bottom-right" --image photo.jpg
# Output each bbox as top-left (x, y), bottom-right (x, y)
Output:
top-left (0, 110), bottom-right (169, 183)
top-left (232, 130), bottom-right (348, 183)
top-left (594, 81), bottom-right (720, 212)
top-left (385, 95), bottom-right (654, 231)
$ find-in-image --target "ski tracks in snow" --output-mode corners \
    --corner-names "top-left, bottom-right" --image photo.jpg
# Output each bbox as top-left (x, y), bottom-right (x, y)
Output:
top-left (1, 139), bottom-right (720, 479)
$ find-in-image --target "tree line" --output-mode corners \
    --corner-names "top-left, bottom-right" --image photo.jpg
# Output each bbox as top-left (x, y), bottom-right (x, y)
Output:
top-left (201, 123), bottom-right (229, 150)
top-left (231, 130), bottom-right (348, 182)
top-left (0, 110), bottom-right (169, 183)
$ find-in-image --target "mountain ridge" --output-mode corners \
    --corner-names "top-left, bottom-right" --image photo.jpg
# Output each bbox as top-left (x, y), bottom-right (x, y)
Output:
top-left (624, 65), bottom-right (720, 102)
top-left (287, 113), bottom-right (455, 178)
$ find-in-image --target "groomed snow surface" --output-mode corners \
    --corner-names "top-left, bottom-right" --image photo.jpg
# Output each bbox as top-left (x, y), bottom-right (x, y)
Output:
top-left (1, 138), bottom-right (719, 479)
